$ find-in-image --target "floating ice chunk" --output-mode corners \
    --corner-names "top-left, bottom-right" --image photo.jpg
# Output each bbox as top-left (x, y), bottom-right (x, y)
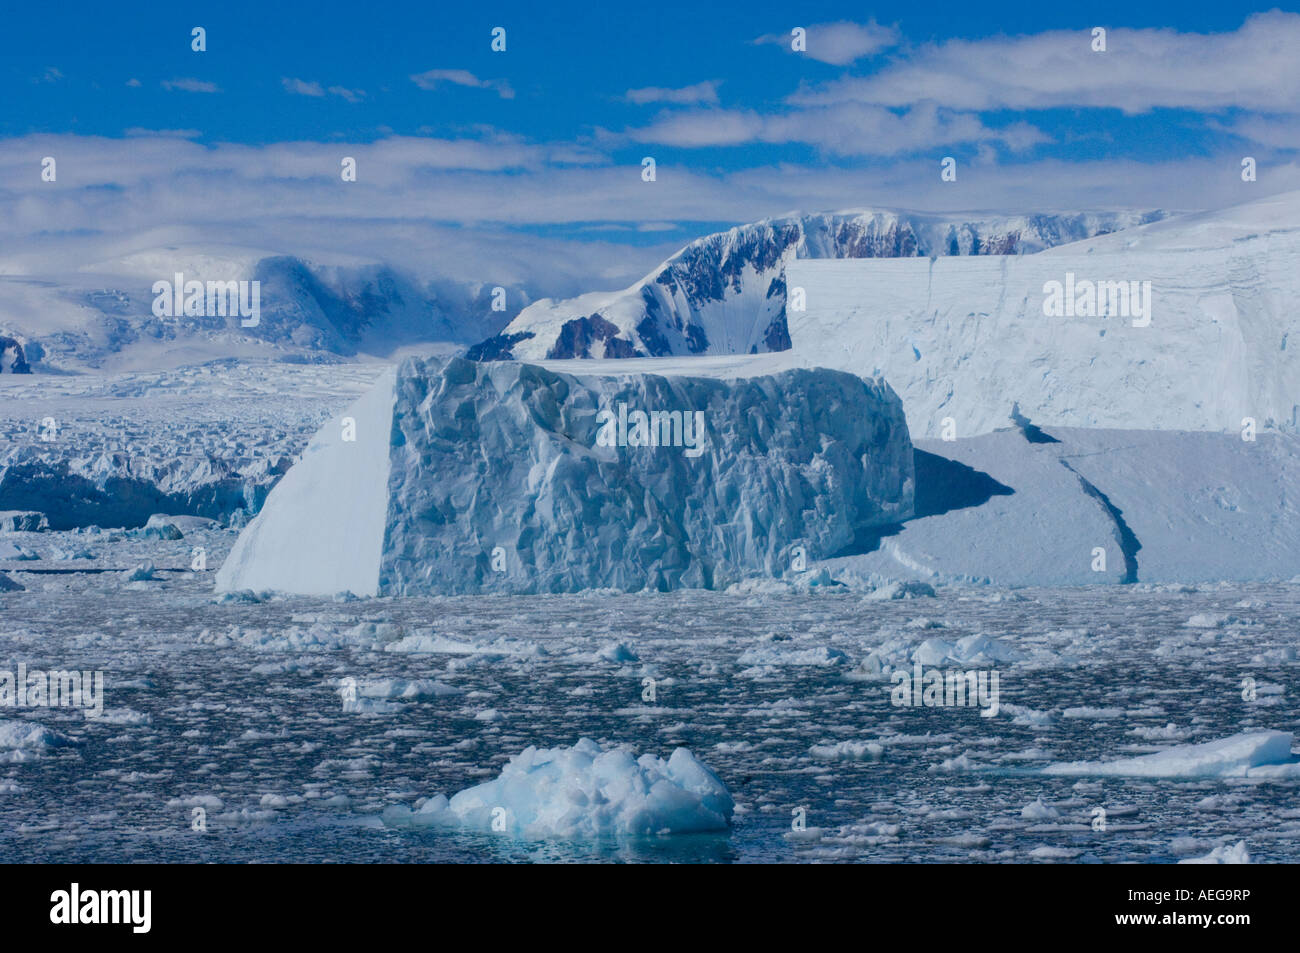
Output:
top-left (384, 634), bottom-right (481, 655)
top-left (809, 740), bottom-right (883, 761)
top-left (0, 720), bottom-right (74, 749)
top-left (1041, 731), bottom-right (1300, 778)
top-left (0, 542), bottom-right (39, 561)
top-left (1029, 846), bottom-right (1080, 860)
top-left (341, 677), bottom-right (461, 700)
top-left (51, 547), bottom-right (95, 561)
top-left (342, 697), bottom-right (401, 714)
top-left (146, 514), bottom-right (218, 535)
top-left (383, 737), bottom-right (733, 838)
top-left (868, 581), bottom-right (936, 600)
top-left (912, 634), bottom-right (1024, 668)
top-left (121, 563), bottom-right (157, 582)
top-left (166, 794), bottom-right (224, 810)
top-left (737, 644), bottom-right (848, 667)
top-left (598, 642), bottom-right (639, 663)
top-left (1062, 706), bottom-right (1123, 720)
top-left (1021, 798), bottom-right (1060, 820)
top-left (1178, 840), bottom-right (1251, 864)
top-left (1185, 613), bottom-right (1233, 628)
top-left (89, 708), bottom-right (151, 725)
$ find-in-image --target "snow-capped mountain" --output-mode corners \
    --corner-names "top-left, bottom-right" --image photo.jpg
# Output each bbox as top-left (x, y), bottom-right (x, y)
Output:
top-left (467, 209), bottom-right (1168, 362)
top-left (0, 247), bottom-right (525, 373)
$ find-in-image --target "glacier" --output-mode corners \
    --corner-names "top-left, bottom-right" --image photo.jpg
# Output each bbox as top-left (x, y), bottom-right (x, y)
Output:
top-left (216, 355), bottom-right (914, 596)
top-left (786, 190), bottom-right (1300, 438)
top-left (470, 208), bottom-right (1166, 363)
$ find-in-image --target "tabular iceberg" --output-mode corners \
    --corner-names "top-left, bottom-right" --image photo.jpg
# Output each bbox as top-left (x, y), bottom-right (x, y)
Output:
top-left (216, 355), bottom-right (914, 595)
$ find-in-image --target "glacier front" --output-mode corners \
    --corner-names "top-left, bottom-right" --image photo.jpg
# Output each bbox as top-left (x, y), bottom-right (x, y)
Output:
top-left (216, 355), bottom-right (914, 596)
top-left (786, 191), bottom-right (1300, 437)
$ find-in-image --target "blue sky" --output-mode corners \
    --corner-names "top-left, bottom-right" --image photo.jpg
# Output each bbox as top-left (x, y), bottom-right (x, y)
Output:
top-left (3, 1), bottom-right (1300, 292)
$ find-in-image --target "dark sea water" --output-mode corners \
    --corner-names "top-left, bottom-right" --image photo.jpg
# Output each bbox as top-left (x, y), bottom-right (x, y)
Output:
top-left (2, 565), bottom-right (1297, 863)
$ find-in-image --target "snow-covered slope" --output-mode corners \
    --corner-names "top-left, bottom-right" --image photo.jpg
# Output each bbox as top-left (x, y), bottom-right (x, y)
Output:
top-left (217, 355), bottom-right (915, 595)
top-left (823, 425), bottom-right (1300, 587)
top-left (469, 209), bottom-right (1166, 362)
top-left (0, 245), bottom-right (523, 373)
top-left (214, 369), bottom-right (396, 596)
top-left (787, 190), bottom-right (1300, 437)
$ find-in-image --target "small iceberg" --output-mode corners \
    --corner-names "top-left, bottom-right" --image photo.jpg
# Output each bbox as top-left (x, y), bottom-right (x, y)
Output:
top-left (383, 738), bottom-right (734, 838)
top-left (1040, 731), bottom-right (1300, 779)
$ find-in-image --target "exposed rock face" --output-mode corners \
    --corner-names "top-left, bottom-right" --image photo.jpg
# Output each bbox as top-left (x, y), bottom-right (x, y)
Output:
top-left (469, 209), bottom-right (1167, 363)
top-left (0, 336), bottom-right (30, 373)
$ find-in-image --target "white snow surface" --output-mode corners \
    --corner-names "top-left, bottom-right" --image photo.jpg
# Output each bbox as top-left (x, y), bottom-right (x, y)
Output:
top-left (215, 368), bottom-right (396, 596)
top-left (384, 737), bottom-right (734, 837)
top-left (822, 427), bottom-right (1300, 586)
top-left (787, 190), bottom-right (1300, 437)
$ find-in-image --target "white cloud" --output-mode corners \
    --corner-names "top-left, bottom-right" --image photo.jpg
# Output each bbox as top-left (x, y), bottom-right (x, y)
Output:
top-left (283, 77), bottom-right (326, 97)
top-left (755, 20), bottom-right (899, 65)
top-left (623, 102), bottom-right (1049, 156)
top-left (793, 12), bottom-right (1300, 115)
top-left (2, 132), bottom-right (1297, 294)
top-left (161, 77), bottom-right (220, 94)
top-left (411, 68), bottom-right (514, 100)
top-left (283, 78), bottom-right (365, 102)
top-left (327, 85), bottom-right (365, 104)
top-left (625, 81), bottom-right (720, 106)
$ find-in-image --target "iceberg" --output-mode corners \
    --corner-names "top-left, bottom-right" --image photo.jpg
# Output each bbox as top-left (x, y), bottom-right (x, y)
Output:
top-left (383, 738), bottom-right (734, 837)
top-left (217, 355), bottom-right (913, 595)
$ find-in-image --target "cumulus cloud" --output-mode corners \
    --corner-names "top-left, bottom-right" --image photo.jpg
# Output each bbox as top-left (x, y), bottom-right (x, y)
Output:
top-left (411, 68), bottom-right (514, 99)
top-left (755, 20), bottom-right (899, 65)
top-left (792, 11), bottom-right (1300, 115)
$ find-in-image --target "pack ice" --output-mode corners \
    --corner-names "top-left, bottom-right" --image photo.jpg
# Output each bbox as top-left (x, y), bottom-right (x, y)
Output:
top-left (215, 354), bottom-right (913, 596)
top-left (787, 190), bottom-right (1300, 437)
